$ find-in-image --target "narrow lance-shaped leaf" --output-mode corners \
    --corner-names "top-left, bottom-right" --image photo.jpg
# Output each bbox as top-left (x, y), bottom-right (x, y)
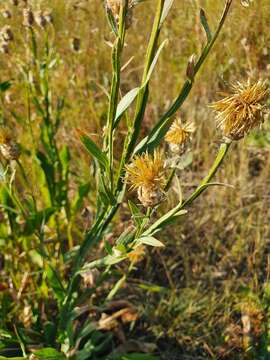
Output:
top-left (200, 8), bottom-right (212, 43)
top-left (143, 39), bottom-right (168, 86)
top-left (77, 130), bottom-right (109, 170)
top-left (137, 236), bottom-right (165, 247)
top-left (114, 87), bottom-right (140, 128)
top-left (160, 0), bottom-right (174, 26)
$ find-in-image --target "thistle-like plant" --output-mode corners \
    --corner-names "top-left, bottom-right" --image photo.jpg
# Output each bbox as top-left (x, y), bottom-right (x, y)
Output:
top-left (0, 0), bottom-right (269, 359)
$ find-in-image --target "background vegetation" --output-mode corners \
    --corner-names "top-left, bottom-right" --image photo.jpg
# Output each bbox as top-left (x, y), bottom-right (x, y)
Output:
top-left (0, 0), bottom-right (270, 359)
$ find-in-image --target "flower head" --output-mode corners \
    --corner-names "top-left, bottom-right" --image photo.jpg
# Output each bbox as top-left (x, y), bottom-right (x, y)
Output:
top-left (0, 127), bottom-right (20, 160)
top-left (126, 150), bottom-right (165, 207)
top-left (165, 119), bottom-right (195, 154)
top-left (211, 80), bottom-right (269, 141)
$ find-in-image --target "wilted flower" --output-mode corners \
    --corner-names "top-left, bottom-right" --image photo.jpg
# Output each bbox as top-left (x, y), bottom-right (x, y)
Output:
top-left (211, 80), bottom-right (269, 141)
top-left (126, 150), bottom-right (166, 207)
top-left (0, 127), bottom-right (20, 160)
top-left (165, 119), bottom-right (195, 154)
top-left (23, 8), bottom-right (34, 27)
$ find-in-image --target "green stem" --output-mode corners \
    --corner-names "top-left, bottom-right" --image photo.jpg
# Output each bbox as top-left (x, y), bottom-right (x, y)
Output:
top-left (106, 2), bottom-right (127, 190)
top-left (114, 0), bottom-right (165, 191)
top-left (143, 142), bottom-right (231, 236)
top-left (134, 0), bottom-right (233, 155)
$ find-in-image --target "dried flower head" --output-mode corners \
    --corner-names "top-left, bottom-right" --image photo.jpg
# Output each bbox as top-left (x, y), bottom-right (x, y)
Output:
top-left (10, 0), bottom-right (19, 5)
top-left (2, 10), bottom-right (12, 19)
top-left (0, 41), bottom-right (9, 54)
top-left (21, 303), bottom-right (33, 328)
top-left (35, 11), bottom-right (47, 29)
top-left (165, 119), bottom-right (195, 154)
top-left (107, 0), bottom-right (121, 17)
top-left (1, 26), bottom-right (14, 42)
top-left (23, 8), bottom-right (34, 27)
top-left (126, 150), bottom-right (166, 207)
top-left (0, 127), bottom-right (20, 160)
top-left (71, 37), bottom-right (81, 52)
top-left (43, 10), bottom-right (53, 24)
top-left (211, 80), bottom-right (269, 141)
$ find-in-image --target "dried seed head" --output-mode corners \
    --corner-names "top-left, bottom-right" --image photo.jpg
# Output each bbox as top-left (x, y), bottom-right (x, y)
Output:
top-left (107, 0), bottom-right (133, 29)
top-left (71, 37), bottom-right (81, 52)
top-left (0, 41), bottom-right (9, 54)
top-left (35, 10), bottom-right (47, 29)
top-left (107, 0), bottom-right (121, 18)
top-left (2, 10), bottom-right (12, 19)
top-left (43, 10), bottom-right (53, 24)
top-left (0, 127), bottom-right (20, 160)
top-left (186, 54), bottom-right (196, 80)
top-left (211, 80), bottom-right (269, 141)
top-left (1, 26), bottom-right (14, 42)
top-left (23, 8), bottom-right (34, 27)
top-left (126, 150), bottom-right (166, 207)
top-left (165, 119), bottom-right (195, 154)
top-left (137, 186), bottom-right (165, 208)
top-left (22, 303), bottom-right (32, 328)
top-left (240, 0), bottom-right (253, 7)
top-left (81, 269), bottom-right (99, 288)
top-left (0, 142), bottom-right (20, 160)
top-left (10, 0), bottom-right (19, 5)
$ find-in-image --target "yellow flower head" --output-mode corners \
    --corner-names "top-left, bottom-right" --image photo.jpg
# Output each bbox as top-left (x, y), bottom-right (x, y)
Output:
top-left (165, 119), bottom-right (195, 145)
top-left (126, 150), bottom-right (165, 207)
top-left (211, 80), bottom-right (269, 141)
top-left (126, 149), bottom-right (165, 191)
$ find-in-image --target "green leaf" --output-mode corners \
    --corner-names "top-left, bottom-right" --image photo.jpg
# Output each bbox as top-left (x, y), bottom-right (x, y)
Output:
top-left (128, 200), bottom-right (144, 227)
top-left (143, 209), bottom-right (187, 236)
top-left (143, 39), bottom-right (168, 86)
top-left (36, 151), bottom-right (55, 202)
top-left (80, 254), bottom-right (127, 272)
top-left (78, 131), bottom-right (108, 170)
top-left (0, 357), bottom-right (25, 360)
top-left (33, 347), bottom-right (66, 359)
top-left (160, 0), bottom-right (174, 26)
top-left (59, 145), bottom-right (70, 176)
top-left (71, 182), bottom-right (91, 214)
top-left (0, 81), bottom-right (11, 93)
top-left (137, 236), bottom-right (164, 248)
top-left (200, 8), bottom-right (212, 43)
top-left (114, 87), bottom-right (140, 128)
top-left (46, 265), bottom-right (65, 302)
top-left (106, 274), bottom-right (126, 301)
